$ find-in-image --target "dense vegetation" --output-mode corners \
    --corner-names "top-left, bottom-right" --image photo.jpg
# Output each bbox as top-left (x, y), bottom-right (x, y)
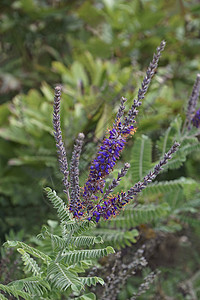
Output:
top-left (0, 0), bottom-right (200, 299)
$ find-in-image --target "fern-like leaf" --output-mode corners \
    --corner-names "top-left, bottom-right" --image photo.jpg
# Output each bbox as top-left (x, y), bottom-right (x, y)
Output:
top-left (44, 187), bottom-right (72, 223)
top-left (62, 219), bottom-right (96, 237)
top-left (80, 276), bottom-right (104, 287)
top-left (0, 293), bottom-right (8, 300)
top-left (46, 262), bottom-right (83, 292)
top-left (0, 284), bottom-right (31, 300)
top-left (39, 226), bottom-right (103, 250)
top-left (130, 135), bottom-right (153, 183)
top-left (162, 141), bottom-right (200, 170)
top-left (106, 203), bottom-right (170, 229)
top-left (4, 241), bottom-right (51, 264)
top-left (90, 229), bottom-right (139, 249)
top-left (17, 248), bottom-right (42, 276)
top-left (157, 116), bottom-right (182, 156)
top-left (9, 277), bottom-right (50, 297)
top-left (61, 247), bottom-right (115, 264)
top-left (142, 177), bottom-right (198, 195)
top-left (75, 292), bottom-right (96, 300)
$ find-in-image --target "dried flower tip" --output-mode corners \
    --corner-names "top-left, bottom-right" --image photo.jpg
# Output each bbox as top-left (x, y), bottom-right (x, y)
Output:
top-left (55, 84), bottom-right (62, 92)
top-left (78, 132), bottom-right (85, 140)
top-left (113, 97), bottom-right (127, 128)
top-left (124, 41), bottom-right (166, 128)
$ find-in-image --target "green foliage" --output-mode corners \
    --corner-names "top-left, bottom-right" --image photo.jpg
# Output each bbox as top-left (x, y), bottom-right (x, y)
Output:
top-left (101, 203), bottom-right (170, 230)
top-left (89, 228), bottom-right (139, 249)
top-left (39, 227), bottom-right (103, 249)
top-left (1, 0), bottom-right (200, 239)
top-left (0, 1), bottom-right (200, 299)
top-left (17, 248), bottom-right (42, 276)
top-left (61, 247), bottom-right (114, 265)
top-left (10, 277), bottom-right (50, 298)
top-left (142, 177), bottom-right (197, 195)
top-left (157, 116), bottom-right (200, 170)
top-left (44, 187), bottom-right (72, 223)
top-left (0, 284), bottom-right (31, 300)
top-left (1, 188), bottom-right (114, 299)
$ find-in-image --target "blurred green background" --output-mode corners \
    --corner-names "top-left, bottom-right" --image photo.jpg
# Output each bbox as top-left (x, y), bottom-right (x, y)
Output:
top-left (0, 0), bottom-right (200, 299)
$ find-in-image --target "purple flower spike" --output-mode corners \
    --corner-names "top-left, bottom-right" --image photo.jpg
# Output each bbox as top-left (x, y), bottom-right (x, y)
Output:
top-left (81, 124), bottom-right (136, 210)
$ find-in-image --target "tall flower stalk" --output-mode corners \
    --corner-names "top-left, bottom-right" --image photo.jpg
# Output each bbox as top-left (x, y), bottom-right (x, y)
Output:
top-left (53, 85), bottom-right (70, 202)
top-left (53, 41), bottom-right (180, 223)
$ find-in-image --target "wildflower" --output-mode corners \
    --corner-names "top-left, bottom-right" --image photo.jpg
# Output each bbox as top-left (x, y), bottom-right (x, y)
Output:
top-left (81, 41), bottom-right (166, 215)
top-left (53, 41), bottom-right (180, 223)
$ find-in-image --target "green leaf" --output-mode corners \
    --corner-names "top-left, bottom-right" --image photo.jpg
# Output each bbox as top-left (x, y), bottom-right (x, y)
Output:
top-left (130, 135), bottom-right (153, 183)
top-left (75, 292), bottom-right (96, 300)
top-left (107, 203), bottom-right (170, 229)
top-left (0, 284), bottom-right (31, 300)
top-left (44, 187), bottom-right (73, 223)
top-left (47, 262), bottom-right (83, 292)
top-left (40, 82), bottom-right (54, 102)
top-left (90, 228), bottom-right (139, 249)
top-left (61, 247), bottom-right (115, 264)
top-left (80, 276), bottom-right (104, 287)
top-left (142, 178), bottom-right (198, 195)
top-left (4, 241), bottom-right (51, 264)
top-left (39, 227), bottom-right (103, 249)
top-left (9, 277), bottom-right (50, 297)
top-left (17, 248), bottom-right (42, 276)
top-left (157, 116), bottom-right (182, 157)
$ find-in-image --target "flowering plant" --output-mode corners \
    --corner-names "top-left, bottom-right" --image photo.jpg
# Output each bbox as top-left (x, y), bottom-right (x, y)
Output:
top-left (1, 42), bottom-right (200, 300)
top-left (53, 41), bottom-right (180, 223)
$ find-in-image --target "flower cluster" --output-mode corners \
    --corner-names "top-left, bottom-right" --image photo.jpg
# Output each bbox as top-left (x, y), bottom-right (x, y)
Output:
top-left (53, 41), bottom-right (180, 223)
top-left (81, 124), bottom-right (135, 207)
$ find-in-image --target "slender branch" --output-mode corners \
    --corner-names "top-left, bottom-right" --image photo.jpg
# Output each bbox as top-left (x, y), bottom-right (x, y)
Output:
top-left (124, 142), bottom-right (180, 200)
top-left (103, 163), bottom-right (130, 200)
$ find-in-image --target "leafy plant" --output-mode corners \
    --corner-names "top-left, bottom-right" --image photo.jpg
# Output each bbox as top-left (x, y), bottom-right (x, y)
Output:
top-left (1, 188), bottom-right (112, 299)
